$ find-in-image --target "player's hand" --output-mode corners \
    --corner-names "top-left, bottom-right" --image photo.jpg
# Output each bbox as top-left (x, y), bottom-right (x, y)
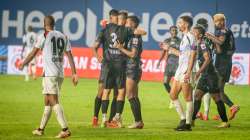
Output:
top-left (72, 74), bottom-right (78, 86)
top-left (184, 72), bottom-right (191, 83)
top-left (17, 60), bottom-right (24, 71)
top-left (99, 19), bottom-right (108, 28)
top-left (160, 42), bottom-right (169, 51)
top-left (114, 40), bottom-right (125, 50)
top-left (205, 32), bottom-right (213, 39)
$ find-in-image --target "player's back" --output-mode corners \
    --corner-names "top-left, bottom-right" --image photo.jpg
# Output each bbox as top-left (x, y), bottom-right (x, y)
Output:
top-left (103, 23), bottom-right (131, 62)
top-left (39, 30), bottom-right (71, 77)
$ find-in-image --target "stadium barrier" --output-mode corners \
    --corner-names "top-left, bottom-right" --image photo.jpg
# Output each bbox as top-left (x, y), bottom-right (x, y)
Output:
top-left (7, 46), bottom-right (250, 85)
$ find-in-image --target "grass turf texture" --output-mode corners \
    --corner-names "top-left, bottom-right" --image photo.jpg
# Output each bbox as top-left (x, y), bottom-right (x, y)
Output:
top-left (0, 75), bottom-right (249, 140)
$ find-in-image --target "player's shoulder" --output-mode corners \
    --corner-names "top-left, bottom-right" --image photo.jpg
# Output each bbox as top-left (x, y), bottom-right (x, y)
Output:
top-left (48, 30), bottom-right (67, 38)
top-left (186, 32), bottom-right (195, 43)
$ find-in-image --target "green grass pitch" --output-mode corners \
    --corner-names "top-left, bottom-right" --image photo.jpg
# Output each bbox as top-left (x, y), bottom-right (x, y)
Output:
top-left (0, 75), bottom-right (249, 140)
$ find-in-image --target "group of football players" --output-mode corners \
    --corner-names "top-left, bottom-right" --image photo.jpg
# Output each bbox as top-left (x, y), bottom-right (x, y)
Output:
top-left (18, 8), bottom-right (240, 138)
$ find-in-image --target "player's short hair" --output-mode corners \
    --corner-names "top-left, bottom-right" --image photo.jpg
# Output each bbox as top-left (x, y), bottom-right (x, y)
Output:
top-left (44, 15), bottom-right (55, 28)
top-left (109, 9), bottom-right (119, 16)
top-left (170, 25), bottom-right (177, 30)
top-left (118, 11), bottom-right (128, 20)
top-left (193, 25), bottom-right (205, 36)
top-left (197, 18), bottom-right (208, 30)
top-left (127, 15), bottom-right (140, 28)
top-left (180, 16), bottom-right (193, 28)
top-left (213, 13), bottom-right (226, 21)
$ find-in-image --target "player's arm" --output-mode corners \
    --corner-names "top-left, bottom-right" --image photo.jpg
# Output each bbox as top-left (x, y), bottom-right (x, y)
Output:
top-left (65, 51), bottom-right (78, 86)
top-left (134, 27), bottom-right (147, 36)
top-left (185, 45), bottom-right (197, 82)
top-left (19, 47), bottom-right (40, 70)
top-left (91, 41), bottom-right (102, 63)
top-left (91, 30), bottom-right (104, 63)
top-left (205, 32), bottom-right (225, 46)
top-left (65, 37), bottom-right (78, 86)
top-left (168, 47), bottom-right (180, 56)
top-left (115, 41), bottom-right (137, 58)
top-left (195, 51), bottom-right (210, 80)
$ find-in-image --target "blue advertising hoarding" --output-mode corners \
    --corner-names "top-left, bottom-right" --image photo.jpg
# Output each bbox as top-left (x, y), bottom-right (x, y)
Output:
top-left (0, 0), bottom-right (249, 53)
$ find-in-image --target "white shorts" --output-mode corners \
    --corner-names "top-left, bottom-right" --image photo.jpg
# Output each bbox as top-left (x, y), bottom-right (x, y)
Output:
top-left (42, 77), bottom-right (64, 95)
top-left (174, 70), bottom-right (194, 84)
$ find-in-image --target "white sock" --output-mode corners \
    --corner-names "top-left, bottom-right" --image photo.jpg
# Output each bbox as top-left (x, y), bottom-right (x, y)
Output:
top-left (24, 66), bottom-right (29, 81)
top-left (39, 106), bottom-right (52, 129)
top-left (203, 94), bottom-right (211, 116)
top-left (173, 99), bottom-right (185, 120)
top-left (53, 104), bottom-right (68, 129)
top-left (186, 101), bottom-right (193, 124)
top-left (102, 114), bottom-right (107, 122)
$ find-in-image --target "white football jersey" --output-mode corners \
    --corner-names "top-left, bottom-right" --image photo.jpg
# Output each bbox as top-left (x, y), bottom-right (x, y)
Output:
top-left (23, 31), bottom-right (37, 52)
top-left (176, 32), bottom-right (196, 74)
top-left (35, 30), bottom-right (71, 77)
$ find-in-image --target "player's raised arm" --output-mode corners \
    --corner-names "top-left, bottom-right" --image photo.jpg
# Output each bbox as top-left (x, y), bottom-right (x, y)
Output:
top-left (134, 27), bottom-right (147, 36)
top-left (205, 32), bottom-right (225, 46)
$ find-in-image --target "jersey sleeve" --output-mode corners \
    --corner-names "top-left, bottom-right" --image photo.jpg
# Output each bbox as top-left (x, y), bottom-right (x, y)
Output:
top-left (65, 36), bottom-right (71, 52)
top-left (189, 34), bottom-right (197, 51)
top-left (200, 42), bottom-right (209, 52)
top-left (34, 34), bottom-right (45, 49)
top-left (130, 37), bottom-right (140, 49)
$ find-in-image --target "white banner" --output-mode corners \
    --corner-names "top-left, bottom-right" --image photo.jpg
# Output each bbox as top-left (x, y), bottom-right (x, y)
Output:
top-left (7, 45), bottom-right (25, 75)
top-left (230, 53), bottom-right (250, 85)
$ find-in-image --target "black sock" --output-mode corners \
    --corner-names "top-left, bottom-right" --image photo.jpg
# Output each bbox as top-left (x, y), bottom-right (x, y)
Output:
top-left (216, 100), bottom-right (228, 122)
top-left (221, 92), bottom-right (234, 107)
top-left (129, 98), bottom-right (138, 122)
top-left (94, 97), bottom-right (102, 117)
top-left (164, 83), bottom-right (171, 93)
top-left (109, 98), bottom-right (117, 122)
top-left (135, 97), bottom-right (142, 121)
top-left (101, 100), bottom-right (109, 114)
top-left (192, 100), bottom-right (202, 121)
top-left (116, 100), bottom-right (125, 114)
top-left (62, 127), bottom-right (68, 131)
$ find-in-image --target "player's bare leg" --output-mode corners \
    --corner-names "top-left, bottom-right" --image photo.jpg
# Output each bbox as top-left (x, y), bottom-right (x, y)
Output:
top-left (164, 76), bottom-right (174, 108)
top-left (170, 80), bottom-right (185, 130)
top-left (101, 89), bottom-right (111, 127)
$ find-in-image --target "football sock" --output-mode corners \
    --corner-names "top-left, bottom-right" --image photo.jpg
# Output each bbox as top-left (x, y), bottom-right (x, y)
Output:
top-left (173, 99), bottom-right (185, 120)
top-left (203, 94), bottom-right (211, 116)
top-left (53, 104), bottom-right (68, 129)
top-left (216, 100), bottom-right (228, 122)
top-left (192, 100), bottom-right (201, 121)
top-left (186, 101), bottom-right (193, 124)
top-left (94, 97), bottom-right (102, 118)
top-left (39, 106), bottom-right (52, 130)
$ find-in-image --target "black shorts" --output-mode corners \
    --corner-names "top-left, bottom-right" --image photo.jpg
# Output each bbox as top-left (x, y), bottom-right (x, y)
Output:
top-left (196, 73), bottom-right (220, 94)
top-left (126, 65), bottom-right (142, 83)
top-left (215, 59), bottom-right (232, 82)
top-left (103, 61), bottom-right (126, 89)
top-left (164, 63), bottom-right (178, 77)
top-left (98, 63), bottom-right (105, 83)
